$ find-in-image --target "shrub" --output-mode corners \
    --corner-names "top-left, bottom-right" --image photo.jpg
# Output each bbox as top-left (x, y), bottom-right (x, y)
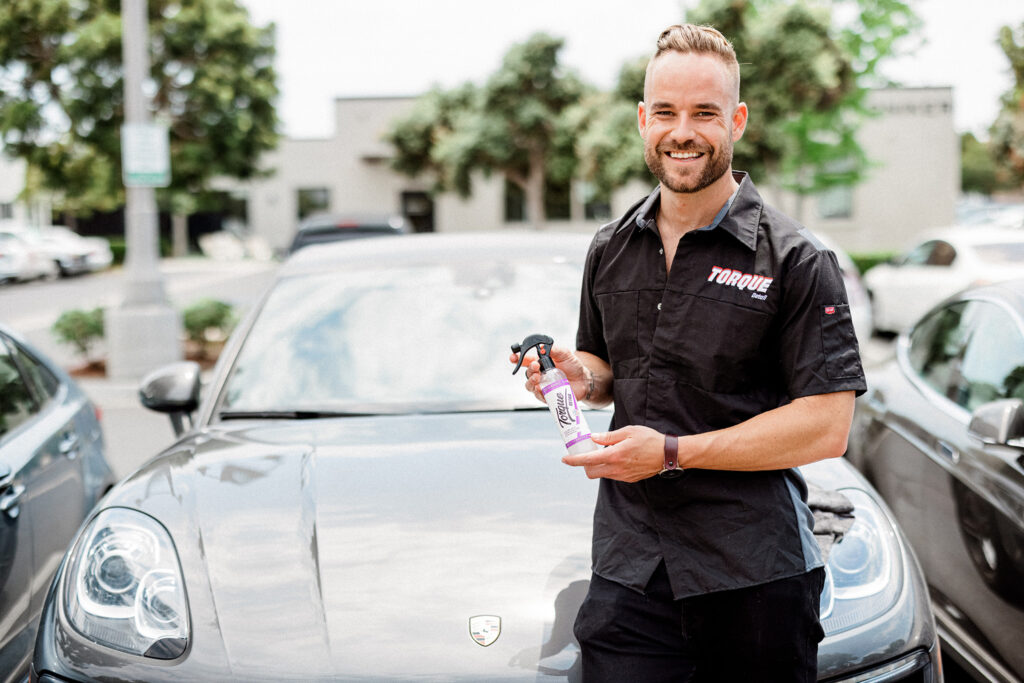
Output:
top-left (52, 308), bottom-right (105, 360)
top-left (182, 299), bottom-right (236, 359)
top-left (850, 252), bottom-right (897, 276)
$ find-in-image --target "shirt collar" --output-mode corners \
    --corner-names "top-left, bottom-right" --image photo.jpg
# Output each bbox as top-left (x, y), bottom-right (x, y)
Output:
top-left (622, 171), bottom-right (761, 251)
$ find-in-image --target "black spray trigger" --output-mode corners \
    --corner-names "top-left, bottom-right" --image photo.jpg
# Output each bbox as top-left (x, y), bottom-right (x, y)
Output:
top-left (511, 333), bottom-right (555, 374)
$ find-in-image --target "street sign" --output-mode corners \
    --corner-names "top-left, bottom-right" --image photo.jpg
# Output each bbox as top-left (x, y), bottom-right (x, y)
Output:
top-left (121, 122), bottom-right (171, 187)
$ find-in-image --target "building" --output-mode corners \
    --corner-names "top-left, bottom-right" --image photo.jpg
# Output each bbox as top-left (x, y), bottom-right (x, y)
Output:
top-left (218, 87), bottom-right (958, 256)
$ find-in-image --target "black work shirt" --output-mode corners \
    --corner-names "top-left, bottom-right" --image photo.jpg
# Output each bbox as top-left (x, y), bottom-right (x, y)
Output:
top-left (576, 172), bottom-right (866, 599)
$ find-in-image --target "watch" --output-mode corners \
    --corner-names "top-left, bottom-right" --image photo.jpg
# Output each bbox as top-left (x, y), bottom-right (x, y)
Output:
top-left (660, 434), bottom-right (684, 479)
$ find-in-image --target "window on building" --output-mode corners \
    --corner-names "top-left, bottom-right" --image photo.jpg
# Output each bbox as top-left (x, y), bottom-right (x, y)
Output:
top-left (297, 187), bottom-right (330, 220)
top-left (0, 203), bottom-right (13, 220)
top-left (580, 182), bottom-right (612, 221)
top-left (504, 178), bottom-right (572, 223)
top-left (816, 185), bottom-right (853, 220)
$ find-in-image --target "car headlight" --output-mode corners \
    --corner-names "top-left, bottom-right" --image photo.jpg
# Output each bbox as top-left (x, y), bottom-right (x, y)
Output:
top-left (63, 507), bottom-right (190, 659)
top-left (820, 488), bottom-right (903, 635)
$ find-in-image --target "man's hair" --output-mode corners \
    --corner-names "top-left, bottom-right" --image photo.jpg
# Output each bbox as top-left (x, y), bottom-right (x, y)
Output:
top-left (644, 24), bottom-right (741, 103)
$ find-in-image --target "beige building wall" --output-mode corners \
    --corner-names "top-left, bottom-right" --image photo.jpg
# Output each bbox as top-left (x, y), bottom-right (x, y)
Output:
top-left (220, 87), bottom-right (958, 255)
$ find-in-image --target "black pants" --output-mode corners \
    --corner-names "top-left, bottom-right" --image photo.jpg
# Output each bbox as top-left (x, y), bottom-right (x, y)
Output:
top-left (573, 562), bottom-right (825, 683)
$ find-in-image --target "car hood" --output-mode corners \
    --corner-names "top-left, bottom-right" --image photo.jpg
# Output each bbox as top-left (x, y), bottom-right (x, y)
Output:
top-left (101, 410), bottom-right (601, 680)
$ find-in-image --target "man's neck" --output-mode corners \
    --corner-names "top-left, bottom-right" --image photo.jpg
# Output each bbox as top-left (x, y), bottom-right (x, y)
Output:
top-left (656, 171), bottom-right (740, 239)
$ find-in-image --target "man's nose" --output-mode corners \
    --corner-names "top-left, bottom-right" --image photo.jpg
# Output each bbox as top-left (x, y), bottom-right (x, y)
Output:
top-left (667, 116), bottom-right (697, 144)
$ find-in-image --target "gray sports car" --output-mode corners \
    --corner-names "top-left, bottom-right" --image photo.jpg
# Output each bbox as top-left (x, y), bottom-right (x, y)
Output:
top-left (849, 279), bottom-right (1024, 682)
top-left (33, 233), bottom-right (939, 682)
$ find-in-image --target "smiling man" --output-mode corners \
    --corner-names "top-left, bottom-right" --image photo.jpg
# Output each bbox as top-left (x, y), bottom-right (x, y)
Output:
top-left (515, 24), bottom-right (866, 682)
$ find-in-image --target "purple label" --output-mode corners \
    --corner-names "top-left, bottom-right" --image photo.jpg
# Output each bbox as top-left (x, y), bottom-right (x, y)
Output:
top-left (541, 379), bottom-right (570, 396)
top-left (565, 433), bottom-right (592, 448)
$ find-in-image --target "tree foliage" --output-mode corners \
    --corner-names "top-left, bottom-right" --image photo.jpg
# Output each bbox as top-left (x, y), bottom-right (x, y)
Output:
top-left (991, 21), bottom-right (1024, 189)
top-left (387, 33), bottom-right (586, 229)
top-left (0, 0), bottom-right (279, 216)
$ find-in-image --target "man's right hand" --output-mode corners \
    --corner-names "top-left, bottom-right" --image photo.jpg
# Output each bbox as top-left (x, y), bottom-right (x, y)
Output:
top-left (509, 345), bottom-right (592, 404)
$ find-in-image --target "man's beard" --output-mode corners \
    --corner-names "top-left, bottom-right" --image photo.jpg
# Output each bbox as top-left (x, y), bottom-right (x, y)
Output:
top-left (645, 139), bottom-right (733, 194)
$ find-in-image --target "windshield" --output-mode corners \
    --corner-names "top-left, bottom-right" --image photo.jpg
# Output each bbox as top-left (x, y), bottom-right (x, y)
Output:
top-left (217, 256), bottom-right (584, 415)
top-left (972, 242), bottom-right (1024, 264)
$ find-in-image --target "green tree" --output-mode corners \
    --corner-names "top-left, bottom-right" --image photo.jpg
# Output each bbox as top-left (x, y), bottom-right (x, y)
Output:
top-left (574, 0), bottom-right (918, 218)
top-left (962, 132), bottom-right (1009, 196)
top-left (386, 33), bottom-right (586, 230)
top-left (0, 0), bottom-right (279, 226)
top-left (991, 21), bottom-right (1024, 190)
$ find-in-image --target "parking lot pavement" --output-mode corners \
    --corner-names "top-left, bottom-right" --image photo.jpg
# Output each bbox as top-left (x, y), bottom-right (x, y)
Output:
top-left (76, 375), bottom-right (178, 480)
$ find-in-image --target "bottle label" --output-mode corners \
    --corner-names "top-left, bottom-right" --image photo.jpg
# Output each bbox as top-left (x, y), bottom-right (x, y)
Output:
top-left (542, 379), bottom-right (591, 447)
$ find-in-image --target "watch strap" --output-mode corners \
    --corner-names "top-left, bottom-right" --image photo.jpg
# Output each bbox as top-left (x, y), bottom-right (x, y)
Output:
top-left (660, 434), bottom-right (683, 478)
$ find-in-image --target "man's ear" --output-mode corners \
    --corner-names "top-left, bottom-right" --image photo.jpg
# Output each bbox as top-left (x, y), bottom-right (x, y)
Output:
top-left (732, 102), bottom-right (748, 142)
top-left (637, 101), bottom-right (647, 137)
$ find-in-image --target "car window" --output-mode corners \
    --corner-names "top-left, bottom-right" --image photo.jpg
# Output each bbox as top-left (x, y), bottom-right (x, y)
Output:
top-left (902, 240), bottom-right (956, 267)
top-left (0, 339), bottom-right (39, 439)
top-left (218, 258), bottom-right (584, 414)
top-left (907, 302), bottom-right (970, 398)
top-left (952, 303), bottom-right (1024, 411)
top-left (11, 341), bottom-right (60, 403)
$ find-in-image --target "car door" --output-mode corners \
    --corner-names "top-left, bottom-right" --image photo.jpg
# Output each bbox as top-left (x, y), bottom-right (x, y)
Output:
top-left (0, 336), bottom-right (42, 679)
top-left (3, 337), bottom-right (89, 616)
top-left (0, 333), bottom-right (89, 681)
top-left (875, 299), bottom-right (1024, 679)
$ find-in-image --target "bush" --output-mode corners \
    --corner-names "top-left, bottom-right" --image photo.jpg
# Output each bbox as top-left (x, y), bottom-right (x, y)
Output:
top-left (850, 252), bottom-right (897, 276)
top-left (182, 299), bottom-right (236, 359)
top-left (52, 308), bottom-right (105, 360)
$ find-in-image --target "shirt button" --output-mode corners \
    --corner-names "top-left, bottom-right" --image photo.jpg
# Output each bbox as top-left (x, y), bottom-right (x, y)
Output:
top-left (659, 248), bottom-right (664, 255)
top-left (657, 302), bottom-right (662, 311)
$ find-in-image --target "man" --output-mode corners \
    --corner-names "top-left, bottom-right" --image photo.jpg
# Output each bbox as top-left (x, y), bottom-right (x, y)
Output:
top-left (513, 24), bottom-right (865, 682)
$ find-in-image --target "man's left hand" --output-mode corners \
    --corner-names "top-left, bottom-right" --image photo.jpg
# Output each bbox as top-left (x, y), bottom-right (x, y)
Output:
top-left (563, 425), bottom-right (664, 482)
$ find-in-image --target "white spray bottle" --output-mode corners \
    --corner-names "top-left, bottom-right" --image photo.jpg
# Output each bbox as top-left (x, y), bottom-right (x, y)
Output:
top-left (511, 334), bottom-right (598, 455)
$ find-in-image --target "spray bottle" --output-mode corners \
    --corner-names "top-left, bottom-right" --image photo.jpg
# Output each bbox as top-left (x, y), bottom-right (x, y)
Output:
top-left (511, 334), bottom-right (598, 455)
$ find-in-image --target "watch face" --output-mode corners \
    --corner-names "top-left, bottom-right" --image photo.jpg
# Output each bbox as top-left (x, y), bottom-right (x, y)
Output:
top-left (659, 468), bottom-right (684, 479)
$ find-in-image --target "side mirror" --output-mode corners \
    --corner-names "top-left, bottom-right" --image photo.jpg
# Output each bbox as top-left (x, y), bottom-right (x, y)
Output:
top-left (967, 398), bottom-right (1024, 447)
top-left (139, 361), bottom-right (201, 436)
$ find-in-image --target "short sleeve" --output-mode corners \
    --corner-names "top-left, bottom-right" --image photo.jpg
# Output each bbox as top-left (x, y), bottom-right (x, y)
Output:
top-left (777, 250), bottom-right (867, 399)
top-left (576, 231), bottom-right (609, 361)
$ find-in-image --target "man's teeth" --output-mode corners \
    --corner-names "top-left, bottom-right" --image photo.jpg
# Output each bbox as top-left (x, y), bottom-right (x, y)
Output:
top-left (668, 151), bottom-right (701, 159)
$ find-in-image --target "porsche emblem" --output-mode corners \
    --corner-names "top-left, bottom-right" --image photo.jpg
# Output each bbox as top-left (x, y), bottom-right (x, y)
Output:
top-left (469, 615), bottom-right (501, 647)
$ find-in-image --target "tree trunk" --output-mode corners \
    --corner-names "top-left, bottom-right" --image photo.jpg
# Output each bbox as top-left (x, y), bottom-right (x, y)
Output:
top-left (171, 212), bottom-right (189, 257)
top-left (524, 149), bottom-right (546, 231)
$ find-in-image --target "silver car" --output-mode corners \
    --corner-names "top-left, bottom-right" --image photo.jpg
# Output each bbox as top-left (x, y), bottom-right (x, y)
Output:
top-left (34, 233), bottom-right (938, 681)
top-left (0, 323), bottom-right (115, 681)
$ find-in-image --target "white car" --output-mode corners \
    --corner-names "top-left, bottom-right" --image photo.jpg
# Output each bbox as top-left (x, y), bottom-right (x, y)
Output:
top-left (0, 229), bottom-right (59, 282)
top-left (864, 227), bottom-right (1024, 334)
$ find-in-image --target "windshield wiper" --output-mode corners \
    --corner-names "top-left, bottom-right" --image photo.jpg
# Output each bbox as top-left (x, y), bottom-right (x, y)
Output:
top-left (218, 410), bottom-right (376, 420)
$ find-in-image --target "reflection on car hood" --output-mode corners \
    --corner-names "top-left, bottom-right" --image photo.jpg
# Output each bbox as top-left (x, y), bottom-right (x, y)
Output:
top-left (105, 410), bottom-right (601, 680)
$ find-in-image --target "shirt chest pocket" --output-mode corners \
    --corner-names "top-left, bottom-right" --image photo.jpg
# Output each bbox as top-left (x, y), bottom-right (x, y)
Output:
top-left (654, 296), bottom-right (773, 393)
top-left (596, 291), bottom-right (642, 377)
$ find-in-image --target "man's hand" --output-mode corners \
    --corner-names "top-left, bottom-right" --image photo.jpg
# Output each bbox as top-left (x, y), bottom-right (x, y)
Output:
top-left (563, 425), bottom-right (664, 482)
top-left (510, 345), bottom-right (591, 404)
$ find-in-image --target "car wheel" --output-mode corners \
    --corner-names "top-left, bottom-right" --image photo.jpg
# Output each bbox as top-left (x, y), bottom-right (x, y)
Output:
top-left (953, 479), bottom-right (1024, 606)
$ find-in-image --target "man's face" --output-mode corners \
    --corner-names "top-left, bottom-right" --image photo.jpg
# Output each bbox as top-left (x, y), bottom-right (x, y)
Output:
top-left (638, 51), bottom-right (747, 195)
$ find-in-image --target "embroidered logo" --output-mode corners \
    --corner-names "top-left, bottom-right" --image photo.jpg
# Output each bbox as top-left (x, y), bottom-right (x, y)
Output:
top-left (707, 266), bottom-right (774, 300)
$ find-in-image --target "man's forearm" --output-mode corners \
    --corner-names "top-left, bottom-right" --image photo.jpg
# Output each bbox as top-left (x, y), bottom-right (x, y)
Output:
top-left (677, 391), bottom-right (855, 471)
top-left (577, 351), bottom-right (614, 408)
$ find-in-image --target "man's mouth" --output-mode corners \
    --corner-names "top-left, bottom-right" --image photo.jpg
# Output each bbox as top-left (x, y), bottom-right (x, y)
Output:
top-left (666, 150), bottom-right (703, 160)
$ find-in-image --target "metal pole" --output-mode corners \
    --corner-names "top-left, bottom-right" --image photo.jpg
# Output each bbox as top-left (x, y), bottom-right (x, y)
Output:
top-left (107, 0), bottom-right (181, 379)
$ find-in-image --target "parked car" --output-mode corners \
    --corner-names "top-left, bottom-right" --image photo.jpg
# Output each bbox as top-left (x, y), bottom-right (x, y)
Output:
top-left (864, 227), bottom-right (1024, 334)
top-left (0, 230), bottom-right (58, 283)
top-left (848, 278), bottom-right (1024, 681)
top-left (0, 323), bottom-right (115, 682)
top-left (286, 212), bottom-right (408, 254)
top-left (32, 226), bottom-right (113, 275)
top-left (33, 234), bottom-right (939, 682)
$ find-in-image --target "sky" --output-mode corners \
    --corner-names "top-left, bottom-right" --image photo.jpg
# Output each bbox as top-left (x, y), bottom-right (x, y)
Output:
top-left (238, 0), bottom-right (1023, 141)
